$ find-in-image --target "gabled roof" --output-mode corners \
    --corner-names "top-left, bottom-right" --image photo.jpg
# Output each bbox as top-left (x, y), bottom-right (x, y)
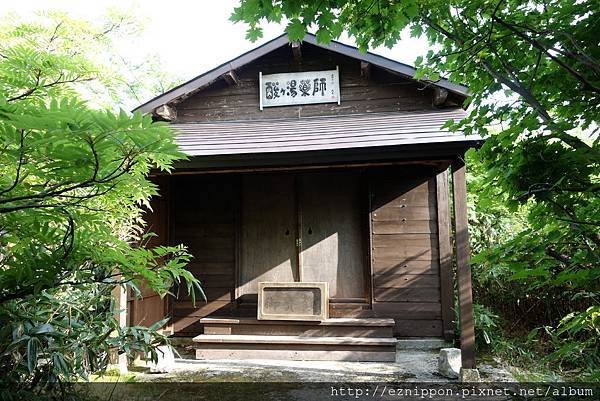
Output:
top-left (133, 33), bottom-right (469, 114)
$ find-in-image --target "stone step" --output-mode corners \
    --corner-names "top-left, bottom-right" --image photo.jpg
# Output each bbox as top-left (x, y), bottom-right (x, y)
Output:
top-left (192, 334), bottom-right (397, 362)
top-left (396, 338), bottom-right (451, 350)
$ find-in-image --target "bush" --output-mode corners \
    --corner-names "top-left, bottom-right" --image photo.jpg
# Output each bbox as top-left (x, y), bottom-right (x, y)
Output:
top-left (0, 12), bottom-right (200, 398)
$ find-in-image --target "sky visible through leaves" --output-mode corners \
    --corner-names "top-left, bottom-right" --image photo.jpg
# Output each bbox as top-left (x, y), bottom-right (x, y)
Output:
top-left (0, 0), bottom-right (430, 110)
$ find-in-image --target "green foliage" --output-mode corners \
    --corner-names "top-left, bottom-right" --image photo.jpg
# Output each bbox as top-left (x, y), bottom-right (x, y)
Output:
top-left (0, 11), bottom-right (184, 110)
top-left (547, 306), bottom-right (600, 376)
top-left (468, 150), bottom-right (599, 378)
top-left (0, 11), bottom-right (200, 397)
top-left (473, 304), bottom-right (500, 349)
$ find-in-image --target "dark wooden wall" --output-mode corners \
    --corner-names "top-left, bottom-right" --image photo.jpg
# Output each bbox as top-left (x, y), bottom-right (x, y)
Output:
top-left (169, 175), bottom-right (238, 336)
top-left (173, 43), bottom-right (438, 123)
top-left (369, 166), bottom-right (444, 337)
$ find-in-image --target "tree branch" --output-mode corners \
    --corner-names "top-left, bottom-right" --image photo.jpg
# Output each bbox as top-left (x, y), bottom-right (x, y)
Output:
top-left (492, 16), bottom-right (600, 93)
top-left (0, 129), bottom-right (27, 196)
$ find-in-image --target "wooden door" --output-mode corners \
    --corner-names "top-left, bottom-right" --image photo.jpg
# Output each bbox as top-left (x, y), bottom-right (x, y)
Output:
top-left (238, 174), bottom-right (299, 300)
top-left (298, 172), bottom-right (367, 300)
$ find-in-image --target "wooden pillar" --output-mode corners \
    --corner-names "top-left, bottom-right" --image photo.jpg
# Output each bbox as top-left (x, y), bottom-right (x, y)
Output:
top-left (111, 282), bottom-right (129, 372)
top-left (452, 158), bottom-right (476, 368)
top-left (436, 169), bottom-right (454, 341)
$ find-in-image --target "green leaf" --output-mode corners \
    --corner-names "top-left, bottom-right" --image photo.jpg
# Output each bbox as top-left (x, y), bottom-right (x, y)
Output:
top-left (27, 337), bottom-right (39, 373)
top-left (245, 25), bottom-right (263, 42)
top-left (315, 28), bottom-right (331, 44)
top-left (285, 18), bottom-right (306, 41)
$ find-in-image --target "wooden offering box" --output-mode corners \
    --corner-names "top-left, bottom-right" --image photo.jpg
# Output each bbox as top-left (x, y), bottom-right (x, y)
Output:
top-left (257, 282), bottom-right (329, 321)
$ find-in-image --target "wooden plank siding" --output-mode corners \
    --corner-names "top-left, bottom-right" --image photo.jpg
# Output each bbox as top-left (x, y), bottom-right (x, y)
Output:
top-left (173, 43), bottom-right (438, 123)
top-left (128, 176), bottom-right (170, 330)
top-left (369, 166), bottom-right (444, 336)
top-left (169, 175), bottom-right (238, 336)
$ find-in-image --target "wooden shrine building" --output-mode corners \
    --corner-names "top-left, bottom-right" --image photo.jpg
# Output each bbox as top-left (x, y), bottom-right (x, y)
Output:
top-left (131, 33), bottom-right (482, 366)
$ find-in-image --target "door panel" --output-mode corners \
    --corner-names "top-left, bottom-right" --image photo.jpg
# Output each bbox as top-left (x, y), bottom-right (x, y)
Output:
top-left (239, 174), bottom-right (298, 298)
top-left (299, 172), bottom-right (366, 299)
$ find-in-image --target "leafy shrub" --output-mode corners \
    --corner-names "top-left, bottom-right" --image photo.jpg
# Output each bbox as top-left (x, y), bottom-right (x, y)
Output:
top-left (546, 306), bottom-right (600, 375)
top-left (0, 12), bottom-right (200, 399)
top-left (472, 304), bottom-right (500, 349)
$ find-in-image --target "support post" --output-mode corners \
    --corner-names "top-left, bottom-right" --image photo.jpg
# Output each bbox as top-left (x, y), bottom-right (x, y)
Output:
top-left (291, 41), bottom-right (302, 62)
top-left (360, 61), bottom-right (371, 78)
top-left (452, 157), bottom-right (476, 368)
top-left (223, 70), bottom-right (239, 86)
top-left (433, 87), bottom-right (449, 106)
top-left (436, 169), bottom-right (454, 341)
top-left (111, 282), bottom-right (128, 373)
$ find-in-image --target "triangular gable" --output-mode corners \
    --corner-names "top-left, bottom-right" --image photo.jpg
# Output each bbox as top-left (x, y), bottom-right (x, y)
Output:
top-left (133, 33), bottom-right (469, 114)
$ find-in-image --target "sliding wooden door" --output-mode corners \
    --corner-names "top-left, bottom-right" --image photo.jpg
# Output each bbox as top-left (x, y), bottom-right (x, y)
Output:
top-left (238, 171), bottom-right (368, 308)
top-left (298, 172), bottom-right (367, 300)
top-left (238, 174), bottom-right (299, 300)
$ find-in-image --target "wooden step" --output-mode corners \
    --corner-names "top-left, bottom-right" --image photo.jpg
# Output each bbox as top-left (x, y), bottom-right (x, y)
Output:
top-left (194, 334), bottom-right (397, 345)
top-left (201, 317), bottom-right (395, 326)
top-left (193, 334), bottom-right (397, 362)
top-left (200, 317), bottom-right (395, 337)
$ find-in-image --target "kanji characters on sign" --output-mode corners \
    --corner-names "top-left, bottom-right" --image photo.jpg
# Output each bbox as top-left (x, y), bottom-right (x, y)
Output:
top-left (260, 69), bottom-right (340, 109)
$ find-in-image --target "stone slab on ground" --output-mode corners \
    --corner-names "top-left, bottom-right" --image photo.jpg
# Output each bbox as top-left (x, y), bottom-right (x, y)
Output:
top-left (460, 367), bottom-right (481, 382)
top-left (148, 345), bottom-right (176, 373)
top-left (438, 348), bottom-right (461, 378)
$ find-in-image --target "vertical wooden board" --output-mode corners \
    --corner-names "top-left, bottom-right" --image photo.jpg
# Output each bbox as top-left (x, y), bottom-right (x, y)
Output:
top-left (239, 174), bottom-right (298, 297)
top-left (436, 169), bottom-right (455, 341)
top-left (144, 176), bottom-right (170, 247)
top-left (452, 159), bottom-right (476, 368)
top-left (130, 293), bottom-right (165, 327)
top-left (299, 172), bottom-right (366, 299)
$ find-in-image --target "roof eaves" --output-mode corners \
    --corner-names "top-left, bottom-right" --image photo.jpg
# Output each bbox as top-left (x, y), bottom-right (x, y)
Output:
top-left (302, 35), bottom-right (469, 96)
top-left (132, 33), bottom-right (291, 114)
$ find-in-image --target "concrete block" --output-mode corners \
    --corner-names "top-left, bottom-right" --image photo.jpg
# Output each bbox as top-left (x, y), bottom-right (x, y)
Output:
top-left (148, 345), bottom-right (176, 373)
top-left (438, 348), bottom-right (461, 378)
top-left (460, 368), bottom-right (481, 382)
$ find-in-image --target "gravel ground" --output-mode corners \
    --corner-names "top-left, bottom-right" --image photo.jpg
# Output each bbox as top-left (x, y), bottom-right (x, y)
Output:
top-left (132, 347), bottom-right (515, 383)
top-left (95, 347), bottom-right (517, 401)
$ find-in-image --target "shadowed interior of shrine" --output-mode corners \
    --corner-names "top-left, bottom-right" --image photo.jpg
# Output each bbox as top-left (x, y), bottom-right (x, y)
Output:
top-left (137, 164), bottom-right (444, 338)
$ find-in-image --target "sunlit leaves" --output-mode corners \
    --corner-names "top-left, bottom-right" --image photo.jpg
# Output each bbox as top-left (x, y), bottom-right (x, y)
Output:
top-left (0, 12), bottom-right (199, 395)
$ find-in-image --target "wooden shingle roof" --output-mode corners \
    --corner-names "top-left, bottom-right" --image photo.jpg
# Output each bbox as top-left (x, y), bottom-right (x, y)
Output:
top-left (170, 109), bottom-right (480, 157)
